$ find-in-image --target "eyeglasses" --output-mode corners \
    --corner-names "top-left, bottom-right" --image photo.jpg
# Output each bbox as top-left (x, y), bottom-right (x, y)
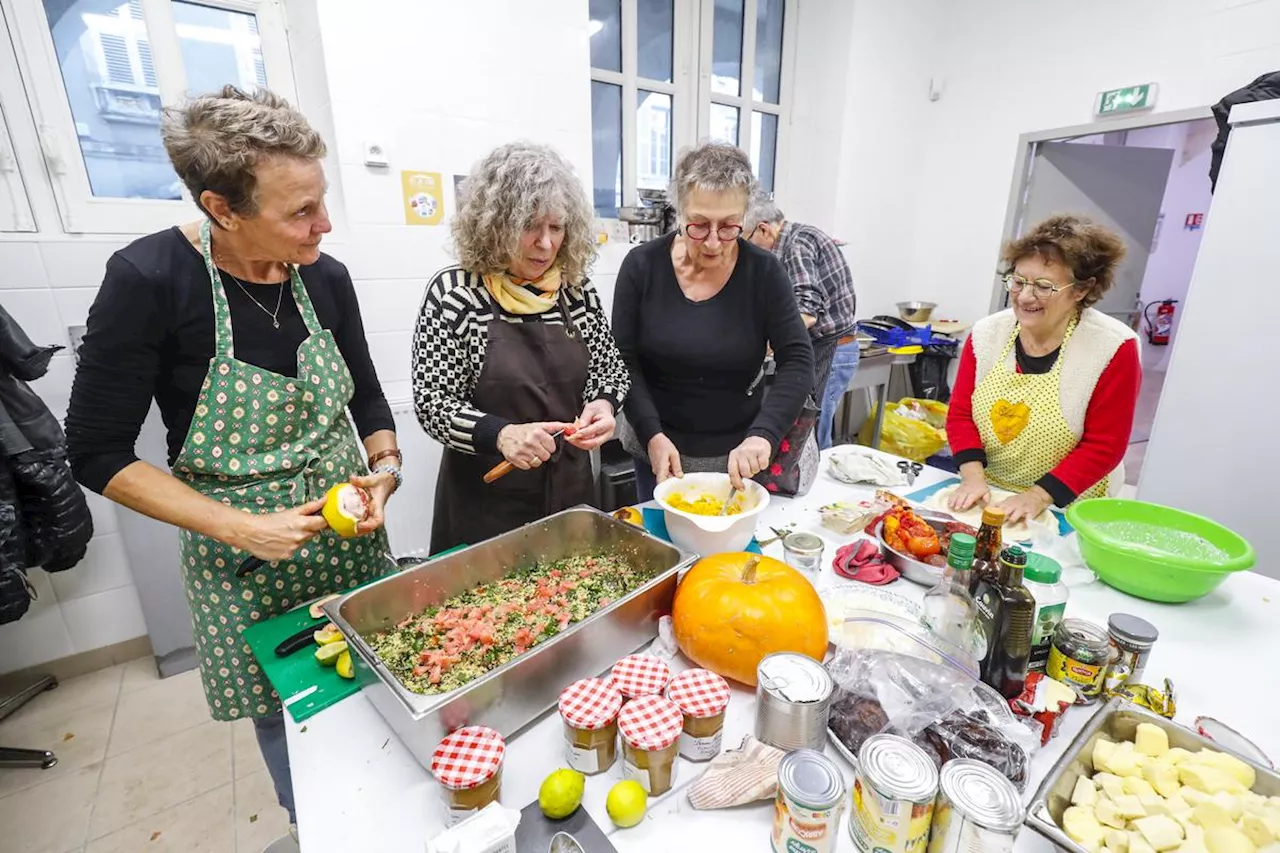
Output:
top-left (1000, 272), bottom-right (1080, 299)
top-left (683, 222), bottom-right (744, 242)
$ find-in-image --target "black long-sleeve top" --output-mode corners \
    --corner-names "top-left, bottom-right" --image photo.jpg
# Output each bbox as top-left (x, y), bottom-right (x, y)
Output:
top-left (612, 234), bottom-right (814, 457)
top-left (66, 227), bottom-right (394, 494)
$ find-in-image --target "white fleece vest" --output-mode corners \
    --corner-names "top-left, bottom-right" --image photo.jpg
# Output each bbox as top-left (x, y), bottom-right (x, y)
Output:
top-left (969, 308), bottom-right (1138, 439)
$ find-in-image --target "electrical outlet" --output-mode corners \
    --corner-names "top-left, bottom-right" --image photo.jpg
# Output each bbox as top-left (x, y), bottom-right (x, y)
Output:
top-left (68, 325), bottom-right (86, 363)
top-left (363, 141), bottom-right (389, 168)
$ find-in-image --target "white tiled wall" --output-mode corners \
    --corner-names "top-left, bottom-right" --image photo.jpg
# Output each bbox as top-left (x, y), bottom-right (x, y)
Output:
top-left (0, 237), bottom-right (146, 674)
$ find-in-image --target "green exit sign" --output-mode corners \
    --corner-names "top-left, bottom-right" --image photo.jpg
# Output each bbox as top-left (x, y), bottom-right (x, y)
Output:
top-left (1096, 84), bottom-right (1158, 116)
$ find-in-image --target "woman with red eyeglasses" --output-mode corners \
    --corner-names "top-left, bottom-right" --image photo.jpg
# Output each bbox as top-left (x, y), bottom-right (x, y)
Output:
top-left (612, 142), bottom-right (814, 501)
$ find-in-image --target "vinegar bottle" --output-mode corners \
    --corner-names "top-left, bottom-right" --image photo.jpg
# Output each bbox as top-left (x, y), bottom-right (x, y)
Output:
top-left (969, 506), bottom-right (1006, 594)
top-left (923, 533), bottom-right (980, 656)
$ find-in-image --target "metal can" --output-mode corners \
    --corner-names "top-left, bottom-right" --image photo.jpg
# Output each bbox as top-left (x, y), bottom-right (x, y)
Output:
top-left (772, 748), bottom-right (846, 853)
top-left (927, 759), bottom-right (1024, 853)
top-left (848, 734), bottom-right (938, 853)
top-left (783, 532), bottom-right (825, 578)
top-left (755, 652), bottom-right (834, 751)
top-left (1104, 613), bottom-right (1159, 695)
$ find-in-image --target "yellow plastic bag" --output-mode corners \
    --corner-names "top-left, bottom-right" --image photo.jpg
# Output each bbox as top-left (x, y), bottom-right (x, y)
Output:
top-left (857, 398), bottom-right (949, 462)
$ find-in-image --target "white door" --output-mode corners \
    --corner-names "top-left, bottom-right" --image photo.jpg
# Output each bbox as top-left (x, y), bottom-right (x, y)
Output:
top-left (1010, 141), bottom-right (1175, 323)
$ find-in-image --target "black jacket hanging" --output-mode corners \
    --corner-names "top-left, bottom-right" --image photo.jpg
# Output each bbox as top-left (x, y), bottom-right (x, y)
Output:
top-left (1210, 71), bottom-right (1280, 192)
top-left (0, 303), bottom-right (93, 624)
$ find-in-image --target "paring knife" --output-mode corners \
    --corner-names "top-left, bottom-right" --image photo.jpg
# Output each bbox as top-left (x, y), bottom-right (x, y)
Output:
top-left (483, 426), bottom-right (574, 484)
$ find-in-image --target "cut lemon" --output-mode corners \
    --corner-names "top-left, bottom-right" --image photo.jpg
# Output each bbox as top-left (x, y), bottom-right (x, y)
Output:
top-left (612, 506), bottom-right (644, 528)
top-left (321, 483), bottom-right (370, 538)
top-left (313, 625), bottom-right (344, 646)
top-left (314, 640), bottom-right (348, 666)
top-left (335, 650), bottom-right (354, 679)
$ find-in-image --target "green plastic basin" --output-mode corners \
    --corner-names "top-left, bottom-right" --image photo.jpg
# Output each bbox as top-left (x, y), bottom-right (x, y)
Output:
top-left (1065, 498), bottom-right (1255, 603)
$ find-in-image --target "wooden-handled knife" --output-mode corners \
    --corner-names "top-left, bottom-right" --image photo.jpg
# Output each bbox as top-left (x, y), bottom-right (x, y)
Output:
top-left (482, 425), bottom-right (576, 484)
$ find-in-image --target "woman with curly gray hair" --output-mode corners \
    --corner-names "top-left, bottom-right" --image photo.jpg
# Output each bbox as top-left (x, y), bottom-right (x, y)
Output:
top-left (413, 142), bottom-right (629, 551)
top-left (64, 86), bottom-right (400, 851)
top-left (612, 141), bottom-right (813, 499)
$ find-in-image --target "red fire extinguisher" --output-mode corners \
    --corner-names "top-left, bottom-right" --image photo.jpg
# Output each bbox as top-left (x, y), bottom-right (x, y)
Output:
top-left (1143, 299), bottom-right (1178, 345)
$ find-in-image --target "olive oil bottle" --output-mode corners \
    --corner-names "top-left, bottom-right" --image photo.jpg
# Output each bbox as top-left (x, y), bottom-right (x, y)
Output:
top-left (973, 545), bottom-right (1035, 699)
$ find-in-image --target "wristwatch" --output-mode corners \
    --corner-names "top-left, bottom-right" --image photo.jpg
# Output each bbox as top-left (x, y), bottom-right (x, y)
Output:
top-left (373, 463), bottom-right (403, 492)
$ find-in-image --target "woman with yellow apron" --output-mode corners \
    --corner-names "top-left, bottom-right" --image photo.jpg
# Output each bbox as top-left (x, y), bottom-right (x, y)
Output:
top-left (65, 88), bottom-right (400, 852)
top-left (946, 215), bottom-right (1142, 523)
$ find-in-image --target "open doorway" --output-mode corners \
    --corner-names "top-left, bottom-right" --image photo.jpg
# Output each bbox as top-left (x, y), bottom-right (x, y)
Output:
top-left (995, 109), bottom-right (1217, 488)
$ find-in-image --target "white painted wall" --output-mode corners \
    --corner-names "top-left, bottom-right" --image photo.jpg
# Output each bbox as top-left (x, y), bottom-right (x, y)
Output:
top-left (875, 0), bottom-right (1280, 325)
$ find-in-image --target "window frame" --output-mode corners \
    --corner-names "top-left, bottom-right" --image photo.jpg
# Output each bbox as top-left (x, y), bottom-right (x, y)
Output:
top-left (696, 0), bottom-right (797, 195)
top-left (0, 9), bottom-right (35, 232)
top-left (589, 0), bottom-right (699, 215)
top-left (2, 0), bottom-right (296, 235)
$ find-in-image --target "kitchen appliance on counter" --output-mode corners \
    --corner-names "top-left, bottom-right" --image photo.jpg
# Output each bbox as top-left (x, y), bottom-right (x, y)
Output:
top-left (323, 506), bottom-right (695, 769)
top-left (617, 205), bottom-right (662, 243)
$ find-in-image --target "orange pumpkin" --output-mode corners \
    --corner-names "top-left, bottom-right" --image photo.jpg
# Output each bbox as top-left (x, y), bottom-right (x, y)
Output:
top-left (671, 552), bottom-right (828, 686)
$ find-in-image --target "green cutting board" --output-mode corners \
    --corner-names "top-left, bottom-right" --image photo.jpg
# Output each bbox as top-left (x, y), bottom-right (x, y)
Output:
top-left (242, 545), bottom-right (465, 723)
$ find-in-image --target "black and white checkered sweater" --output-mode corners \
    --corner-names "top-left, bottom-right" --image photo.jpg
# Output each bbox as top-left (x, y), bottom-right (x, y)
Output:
top-left (412, 266), bottom-right (630, 456)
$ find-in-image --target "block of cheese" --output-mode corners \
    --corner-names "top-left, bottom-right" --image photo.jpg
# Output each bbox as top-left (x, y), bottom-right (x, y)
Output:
top-left (1073, 776), bottom-right (1101, 807)
top-left (1180, 765), bottom-right (1247, 796)
top-left (1203, 826), bottom-right (1257, 853)
top-left (1066, 805), bottom-right (1109, 851)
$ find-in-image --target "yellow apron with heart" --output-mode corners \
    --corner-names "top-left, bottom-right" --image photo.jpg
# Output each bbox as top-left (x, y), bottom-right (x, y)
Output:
top-left (970, 314), bottom-right (1108, 501)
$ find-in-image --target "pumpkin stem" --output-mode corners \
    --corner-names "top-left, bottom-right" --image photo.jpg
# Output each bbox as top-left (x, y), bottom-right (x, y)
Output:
top-left (741, 555), bottom-right (761, 584)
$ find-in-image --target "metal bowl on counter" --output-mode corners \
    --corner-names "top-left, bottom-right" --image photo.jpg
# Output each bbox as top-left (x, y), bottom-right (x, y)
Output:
top-left (1025, 697), bottom-right (1280, 853)
top-left (897, 300), bottom-right (937, 323)
top-left (321, 506), bottom-right (696, 769)
top-left (874, 517), bottom-right (947, 586)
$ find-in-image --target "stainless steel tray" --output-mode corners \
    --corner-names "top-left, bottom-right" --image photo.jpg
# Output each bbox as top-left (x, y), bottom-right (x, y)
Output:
top-left (874, 518), bottom-right (947, 586)
top-left (1026, 697), bottom-right (1280, 852)
top-left (322, 506), bottom-right (695, 767)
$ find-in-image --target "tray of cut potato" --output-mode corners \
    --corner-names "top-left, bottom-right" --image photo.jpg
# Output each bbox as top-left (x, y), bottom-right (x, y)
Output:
top-left (1027, 697), bottom-right (1280, 853)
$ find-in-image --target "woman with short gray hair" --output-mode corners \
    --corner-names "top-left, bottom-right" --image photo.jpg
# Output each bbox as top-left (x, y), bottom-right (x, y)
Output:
top-left (413, 141), bottom-right (629, 552)
top-left (612, 141), bottom-right (814, 499)
top-left (66, 86), bottom-right (399, 852)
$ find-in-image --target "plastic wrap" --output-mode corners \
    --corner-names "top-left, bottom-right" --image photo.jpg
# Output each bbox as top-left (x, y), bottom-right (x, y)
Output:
top-left (826, 619), bottom-right (1039, 790)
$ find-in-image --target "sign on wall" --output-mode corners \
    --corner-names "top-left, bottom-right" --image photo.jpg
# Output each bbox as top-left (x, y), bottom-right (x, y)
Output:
top-left (1096, 83), bottom-right (1158, 116)
top-left (1184, 213), bottom-right (1205, 231)
top-left (401, 171), bottom-right (445, 226)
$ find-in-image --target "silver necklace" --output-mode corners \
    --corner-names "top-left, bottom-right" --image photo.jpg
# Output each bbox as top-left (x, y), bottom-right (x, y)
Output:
top-left (223, 267), bottom-right (287, 329)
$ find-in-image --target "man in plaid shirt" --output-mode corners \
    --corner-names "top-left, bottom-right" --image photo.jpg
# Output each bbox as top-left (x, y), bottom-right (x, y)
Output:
top-left (748, 193), bottom-right (859, 449)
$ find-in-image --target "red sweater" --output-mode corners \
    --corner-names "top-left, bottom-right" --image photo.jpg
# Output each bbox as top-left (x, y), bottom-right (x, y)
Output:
top-left (946, 336), bottom-right (1142, 505)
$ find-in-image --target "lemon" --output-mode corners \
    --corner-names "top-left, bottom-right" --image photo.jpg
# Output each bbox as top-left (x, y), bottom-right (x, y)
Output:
top-left (321, 483), bottom-right (370, 538)
top-left (538, 768), bottom-right (585, 820)
top-left (612, 506), bottom-right (644, 528)
top-left (606, 780), bottom-right (647, 828)
top-left (308, 593), bottom-right (341, 620)
top-left (313, 625), bottom-right (344, 646)
top-left (314, 640), bottom-right (348, 666)
top-left (335, 650), bottom-right (354, 679)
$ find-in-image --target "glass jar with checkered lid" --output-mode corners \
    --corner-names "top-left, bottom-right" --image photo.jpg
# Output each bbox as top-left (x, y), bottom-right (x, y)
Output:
top-left (429, 725), bottom-right (506, 826)
top-left (610, 654), bottom-right (672, 701)
top-left (558, 677), bottom-right (624, 775)
top-left (617, 695), bottom-right (684, 795)
top-left (667, 668), bottom-right (731, 762)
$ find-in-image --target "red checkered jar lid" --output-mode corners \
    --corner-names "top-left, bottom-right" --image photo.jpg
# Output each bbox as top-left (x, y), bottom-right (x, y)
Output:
top-left (666, 668), bottom-right (731, 719)
top-left (429, 726), bottom-right (506, 790)
top-left (559, 677), bottom-right (623, 731)
top-left (617, 694), bottom-right (684, 751)
top-left (610, 654), bottom-right (672, 699)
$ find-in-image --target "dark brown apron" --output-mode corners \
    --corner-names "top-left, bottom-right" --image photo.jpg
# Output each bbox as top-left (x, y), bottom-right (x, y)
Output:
top-left (430, 290), bottom-right (594, 553)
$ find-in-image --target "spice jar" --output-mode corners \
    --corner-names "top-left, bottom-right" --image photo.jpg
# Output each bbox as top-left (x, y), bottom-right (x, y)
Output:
top-left (666, 668), bottom-right (731, 761)
top-left (1105, 613), bottom-right (1159, 694)
top-left (558, 677), bottom-right (623, 775)
top-left (782, 532), bottom-right (825, 578)
top-left (617, 694), bottom-right (684, 795)
top-left (610, 654), bottom-right (672, 701)
top-left (1046, 619), bottom-right (1114, 704)
top-left (430, 726), bottom-right (506, 826)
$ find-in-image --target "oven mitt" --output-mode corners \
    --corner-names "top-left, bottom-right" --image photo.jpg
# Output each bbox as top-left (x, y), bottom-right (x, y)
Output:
top-left (687, 735), bottom-right (787, 810)
top-left (832, 539), bottom-right (900, 585)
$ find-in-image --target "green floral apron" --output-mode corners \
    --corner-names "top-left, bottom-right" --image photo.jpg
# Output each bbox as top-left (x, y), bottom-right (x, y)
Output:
top-left (173, 221), bottom-right (390, 721)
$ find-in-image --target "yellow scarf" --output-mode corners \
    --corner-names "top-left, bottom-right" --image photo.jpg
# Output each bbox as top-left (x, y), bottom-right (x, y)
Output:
top-left (483, 266), bottom-right (563, 315)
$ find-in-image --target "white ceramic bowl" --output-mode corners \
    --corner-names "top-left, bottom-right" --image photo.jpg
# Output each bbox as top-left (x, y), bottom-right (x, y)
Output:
top-left (653, 472), bottom-right (770, 555)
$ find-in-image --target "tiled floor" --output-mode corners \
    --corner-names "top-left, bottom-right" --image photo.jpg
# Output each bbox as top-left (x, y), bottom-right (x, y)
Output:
top-left (0, 658), bottom-right (289, 853)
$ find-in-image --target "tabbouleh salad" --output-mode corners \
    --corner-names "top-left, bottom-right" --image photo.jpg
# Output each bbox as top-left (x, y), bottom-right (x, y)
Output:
top-left (368, 553), bottom-right (653, 695)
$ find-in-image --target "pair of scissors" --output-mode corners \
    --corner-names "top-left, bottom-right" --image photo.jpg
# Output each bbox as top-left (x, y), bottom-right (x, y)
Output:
top-left (897, 460), bottom-right (923, 485)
